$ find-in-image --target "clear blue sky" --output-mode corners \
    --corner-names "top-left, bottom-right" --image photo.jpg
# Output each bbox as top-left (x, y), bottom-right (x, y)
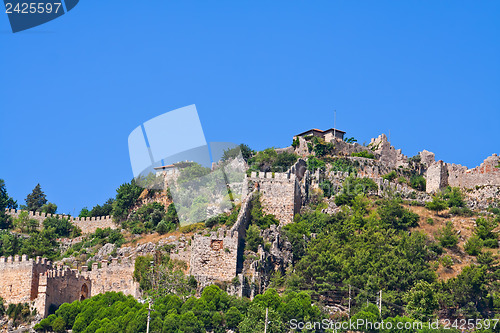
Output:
top-left (1, 1), bottom-right (499, 215)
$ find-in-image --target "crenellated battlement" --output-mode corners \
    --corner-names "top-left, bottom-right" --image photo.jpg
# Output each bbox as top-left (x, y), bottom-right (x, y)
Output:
top-left (79, 257), bottom-right (139, 299)
top-left (4, 208), bottom-right (116, 234)
top-left (0, 254), bottom-right (52, 268)
top-left (248, 171), bottom-right (296, 181)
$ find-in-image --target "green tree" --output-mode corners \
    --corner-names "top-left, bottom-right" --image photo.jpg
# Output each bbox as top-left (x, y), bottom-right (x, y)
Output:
top-left (377, 199), bottom-right (420, 230)
top-left (43, 216), bottom-right (76, 238)
top-left (24, 184), bottom-right (47, 212)
top-left (245, 225), bottom-right (263, 252)
top-left (40, 202), bottom-right (57, 214)
top-left (382, 171), bottom-right (397, 182)
top-left (248, 148), bottom-right (278, 172)
top-left (442, 187), bottom-right (465, 208)
top-left (404, 281), bottom-right (438, 321)
top-left (112, 181), bottom-right (143, 221)
top-left (426, 196), bottom-right (448, 216)
top-left (51, 317), bottom-right (66, 333)
top-left (410, 175), bottom-right (426, 191)
top-left (464, 235), bottom-right (483, 256)
top-left (222, 144), bottom-right (254, 163)
top-left (226, 306), bottom-right (243, 329)
top-left (238, 303), bottom-right (285, 333)
top-left (14, 211), bottom-right (38, 233)
top-left (435, 222), bottom-right (458, 248)
top-left (0, 179), bottom-right (18, 210)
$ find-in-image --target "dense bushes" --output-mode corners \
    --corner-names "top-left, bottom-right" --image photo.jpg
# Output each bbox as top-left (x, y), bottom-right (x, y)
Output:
top-left (351, 151), bottom-right (375, 159)
top-left (79, 199), bottom-right (114, 218)
top-left (43, 216), bottom-right (81, 238)
top-left (123, 202), bottom-right (179, 235)
top-left (410, 175), bottom-right (426, 191)
top-left (111, 181), bottom-right (143, 221)
top-left (334, 176), bottom-right (378, 206)
top-left (435, 222), bottom-right (458, 248)
top-left (247, 148), bottom-right (299, 173)
top-left (288, 207), bottom-right (437, 299)
top-left (35, 287), bottom-right (322, 333)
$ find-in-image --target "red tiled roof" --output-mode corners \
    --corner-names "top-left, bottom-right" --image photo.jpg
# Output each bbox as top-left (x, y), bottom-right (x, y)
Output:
top-left (295, 128), bottom-right (345, 137)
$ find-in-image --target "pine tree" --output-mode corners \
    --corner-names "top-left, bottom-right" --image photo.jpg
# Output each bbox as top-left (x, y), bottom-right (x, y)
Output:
top-left (24, 184), bottom-right (47, 212)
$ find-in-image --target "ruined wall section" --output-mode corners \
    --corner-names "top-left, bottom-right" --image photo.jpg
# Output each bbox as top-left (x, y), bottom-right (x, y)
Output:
top-left (189, 229), bottom-right (239, 283)
top-left (447, 154), bottom-right (500, 189)
top-left (81, 258), bottom-right (139, 298)
top-left (294, 136), bottom-right (376, 159)
top-left (35, 267), bottom-right (91, 317)
top-left (421, 153), bottom-right (500, 195)
top-left (0, 255), bottom-right (36, 304)
top-left (0, 255), bottom-right (54, 306)
top-left (369, 134), bottom-right (408, 168)
top-left (190, 191), bottom-right (255, 284)
top-left (246, 172), bottom-right (298, 225)
top-left (4, 209), bottom-right (116, 234)
top-left (426, 161), bottom-right (449, 193)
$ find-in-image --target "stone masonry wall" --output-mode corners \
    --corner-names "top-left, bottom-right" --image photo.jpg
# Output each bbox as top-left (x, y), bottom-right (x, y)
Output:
top-left (189, 229), bottom-right (239, 283)
top-left (35, 267), bottom-right (91, 317)
top-left (4, 208), bottom-right (116, 234)
top-left (247, 172), bottom-right (298, 225)
top-left (81, 257), bottom-right (139, 298)
top-left (0, 255), bottom-right (44, 304)
top-left (447, 154), bottom-right (500, 189)
top-left (189, 191), bottom-right (255, 283)
top-left (426, 161), bottom-right (449, 193)
top-left (423, 154), bottom-right (500, 193)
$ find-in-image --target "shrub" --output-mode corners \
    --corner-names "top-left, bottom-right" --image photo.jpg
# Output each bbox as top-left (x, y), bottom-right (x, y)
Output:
top-left (319, 180), bottom-right (334, 198)
top-left (435, 222), bottom-right (458, 248)
top-left (312, 139), bottom-right (334, 157)
top-left (464, 235), bottom-right (483, 256)
top-left (351, 151), bottom-right (375, 159)
top-left (335, 176), bottom-right (378, 207)
top-left (475, 217), bottom-right (498, 242)
top-left (441, 255), bottom-right (454, 269)
top-left (427, 218), bottom-right (434, 225)
top-left (306, 157), bottom-right (325, 173)
top-left (450, 206), bottom-right (473, 217)
top-left (483, 238), bottom-right (498, 249)
top-left (43, 216), bottom-right (79, 238)
top-left (426, 196), bottom-right (448, 216)
top-left (377, 199), bottom-right (420, 229)
top-left (442, 187), bottom-right (465, 208)
top-left (245, 225), bottom-right (263, 252)
top-left (330, 158), bottom-right (358, 174)
top-left (382, 171), bottom-right (397, 182)
top-left (410, 175), bottom-right (426, 191)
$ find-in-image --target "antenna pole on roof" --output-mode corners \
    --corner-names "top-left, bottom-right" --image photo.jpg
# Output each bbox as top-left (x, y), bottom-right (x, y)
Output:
top-left (334, 110), bottom-right (336, 141)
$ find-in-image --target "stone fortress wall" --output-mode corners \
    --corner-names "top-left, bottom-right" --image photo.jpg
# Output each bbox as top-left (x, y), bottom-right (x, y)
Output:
top-left (0, 255), bottom-right (51, 305)
top-left (420, 151), bottom-right (500, 194)
top-left (0, 254), bottom-right (138, 317)
top-left (1, 131), bottom-right (497, 318)
top-left (189, 191), bottom-right (255, 284)
top-left (34, 265), bottom-right (91, 317)
top-left (245, 172), bottom-right (300, 225)
top-left (81, 257), bottom-right (139, 299)
top-left (4, 208), bottom-right (116, 234)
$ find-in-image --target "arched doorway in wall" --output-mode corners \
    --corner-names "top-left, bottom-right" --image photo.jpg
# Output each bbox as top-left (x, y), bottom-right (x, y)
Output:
top-left (80, 284), bottom-right (89, 301)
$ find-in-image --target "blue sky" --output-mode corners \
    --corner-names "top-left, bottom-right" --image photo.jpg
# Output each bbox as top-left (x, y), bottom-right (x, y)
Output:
top-left (0, 1), bottom-right (499, 215)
